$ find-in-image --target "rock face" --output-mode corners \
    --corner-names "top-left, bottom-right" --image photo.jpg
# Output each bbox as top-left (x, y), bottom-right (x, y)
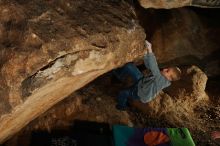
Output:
top-left (0, 0), bottom-right (146, 143)
top-left (151, 9), bottom-right (216, 64)
top-left (138, 0), bottom-right (220, 9)
top-left (25, 83), bottom-right (133, 133)
top-left (137, 8), bottom-right (220, 76)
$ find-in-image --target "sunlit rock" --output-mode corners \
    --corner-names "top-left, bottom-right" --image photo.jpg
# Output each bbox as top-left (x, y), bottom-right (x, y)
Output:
top-left (138, 0), bottom-right (220, 9)
top-left (0, 0), bottom-right (145, 143)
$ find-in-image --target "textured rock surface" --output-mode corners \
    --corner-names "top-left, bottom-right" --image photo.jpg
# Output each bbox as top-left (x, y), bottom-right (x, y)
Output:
top-left (26, 83), bottom-right (133, 132)
top-left (138, 0), bottom-right (220, 9)
top-left (137, 8), bottom-right (220, 76)
top-left (138, 0), bottom-right (191, 9)
top-left (0, 0), bottom-right (146, 143)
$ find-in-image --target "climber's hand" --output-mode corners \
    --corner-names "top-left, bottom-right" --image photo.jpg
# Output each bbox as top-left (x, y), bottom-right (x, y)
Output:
top-left (145, 40), bottom-right (152, 53)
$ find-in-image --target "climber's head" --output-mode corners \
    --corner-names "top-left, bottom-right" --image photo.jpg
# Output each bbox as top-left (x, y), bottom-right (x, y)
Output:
top-left (161, 67), bottom-right (181, 81)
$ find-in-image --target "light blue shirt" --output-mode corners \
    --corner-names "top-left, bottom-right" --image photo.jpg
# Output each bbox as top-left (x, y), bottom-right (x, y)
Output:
top-left (137, 53), bottom-right (171, 103)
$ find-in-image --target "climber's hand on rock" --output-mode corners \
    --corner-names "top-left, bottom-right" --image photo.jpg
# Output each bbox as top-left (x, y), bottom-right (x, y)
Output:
top-left (145, 40), bottom-right (152, 54)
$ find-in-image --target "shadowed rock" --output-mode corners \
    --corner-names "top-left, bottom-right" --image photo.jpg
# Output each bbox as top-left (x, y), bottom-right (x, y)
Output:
top-left (138, 0), bottom-right (220, 9)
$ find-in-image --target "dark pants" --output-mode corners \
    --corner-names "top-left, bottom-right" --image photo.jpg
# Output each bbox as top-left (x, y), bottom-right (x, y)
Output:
top-left (113, 63), bottom-right (143, 109)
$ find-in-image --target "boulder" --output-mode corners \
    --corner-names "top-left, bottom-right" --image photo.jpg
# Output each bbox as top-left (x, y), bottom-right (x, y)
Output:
top-left (138, 0), bottom-right (220, 9)
top-left (136, 8), bottom-right (220, 76)
top-left (0, 0), bottom-right (146, 143)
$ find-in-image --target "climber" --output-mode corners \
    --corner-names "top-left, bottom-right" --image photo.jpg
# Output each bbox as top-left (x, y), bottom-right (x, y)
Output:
top-left (113, 40), bottom-right (181, 110)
